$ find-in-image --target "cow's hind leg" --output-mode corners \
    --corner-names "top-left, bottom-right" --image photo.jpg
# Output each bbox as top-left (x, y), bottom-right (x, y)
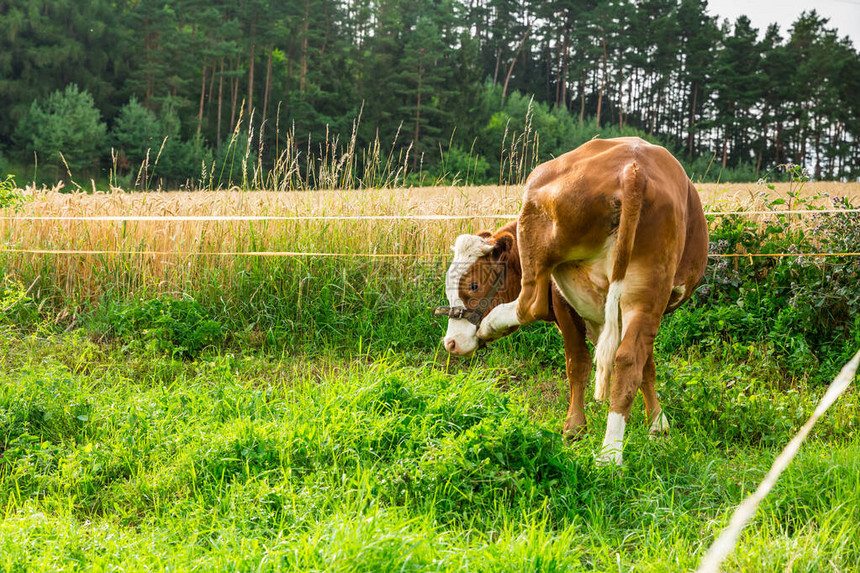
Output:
top-left (641, 352), bottom-right (669, 437)
top-left (597, 303), bottom-right (666, 466)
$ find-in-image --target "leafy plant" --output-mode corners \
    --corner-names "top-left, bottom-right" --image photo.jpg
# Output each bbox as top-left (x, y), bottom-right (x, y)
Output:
top-left (661, 190), bottom-right (860, 381)
top-left (433, 145), bottom-right (491, 185)
top-left (98, 296), bottom-right (225, 358)
top-left (0, 175), bottom-right (31, 212)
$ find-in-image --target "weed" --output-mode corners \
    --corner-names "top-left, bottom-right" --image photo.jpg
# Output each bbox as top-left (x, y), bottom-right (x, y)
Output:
top-left (96, 296), bottom-right (225, 358)
top-left (0, 175), bottom-right (31, 212)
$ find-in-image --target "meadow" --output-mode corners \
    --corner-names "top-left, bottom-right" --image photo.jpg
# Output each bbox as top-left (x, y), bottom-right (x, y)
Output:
top-left (0, 180), bottom-right (859, 571)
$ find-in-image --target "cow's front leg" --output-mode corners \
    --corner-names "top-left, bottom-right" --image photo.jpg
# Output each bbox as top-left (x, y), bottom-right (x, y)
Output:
top-left (477, 271), bottom-right (552, 342)
top-left (476, 300), bottom-right (520, 341)
top-left (554, 294), bottom-right (590, 439)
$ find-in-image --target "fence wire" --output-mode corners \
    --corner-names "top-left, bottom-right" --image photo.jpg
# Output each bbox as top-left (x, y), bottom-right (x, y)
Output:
top-left (0, 208), bottom-right (858, 222)
top-left (696, 349), bottom-right (860, 573)
top-left (0, 208), bottom-right (857, 258)
top-left (1, 249), bottom-right (859, 259)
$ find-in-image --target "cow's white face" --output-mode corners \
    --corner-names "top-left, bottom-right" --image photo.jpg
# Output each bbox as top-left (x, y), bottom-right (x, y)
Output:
top-left (442, 234), bottom-right (494, 356)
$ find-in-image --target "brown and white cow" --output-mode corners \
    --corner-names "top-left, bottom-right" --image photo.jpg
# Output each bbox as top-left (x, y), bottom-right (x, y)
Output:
top-left (436, 137), bottom-right (708, 465)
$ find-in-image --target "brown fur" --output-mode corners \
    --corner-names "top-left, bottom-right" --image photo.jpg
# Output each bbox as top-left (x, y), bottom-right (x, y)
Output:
top-left (457, 137), bottom-right (708, 438)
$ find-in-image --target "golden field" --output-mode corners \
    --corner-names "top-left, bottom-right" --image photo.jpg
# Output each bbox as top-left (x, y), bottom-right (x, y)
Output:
top-left (4, 180), bottom-right (859, 251)
top-left (1, 181), bottom-right (858, 299)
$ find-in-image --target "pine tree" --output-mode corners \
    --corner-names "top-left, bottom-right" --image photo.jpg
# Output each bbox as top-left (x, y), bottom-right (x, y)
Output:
top-left (14, 84), bottom-right (107, 175)
top-left (711, 16), bottom-right (763, 169)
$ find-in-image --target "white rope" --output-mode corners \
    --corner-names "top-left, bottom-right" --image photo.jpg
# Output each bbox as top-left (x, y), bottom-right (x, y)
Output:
top-left (0, 248), bottom-right (447, 258)
top-left (0, 214), bottom-right (519, 222)
top-left (696, 348), bottom-right (860, 573)
top-left (703, 208), bottom-right (860, 216)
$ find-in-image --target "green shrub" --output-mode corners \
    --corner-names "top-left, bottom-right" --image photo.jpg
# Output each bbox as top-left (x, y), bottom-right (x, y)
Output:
top-left (13, 84), bottom-right (106, 175)
top-left (0, 174), bottom-right (31, 212)
top-left (660, 194), bottom-right (860, 381)
top-left (97, 296), bottom-right (225, 358)
top-left (0, 276), bottom-right (40, 327)
top-left (111, 97), bottom-right (164, 167)
top-left (433, 145), bottom-right (491, 185)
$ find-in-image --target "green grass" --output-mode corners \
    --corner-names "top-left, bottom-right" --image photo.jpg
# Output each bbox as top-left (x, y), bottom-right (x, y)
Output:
top-left (1, 329), bottom-right (857, 571)
top-left (1, 187), bottom-right (858, 570)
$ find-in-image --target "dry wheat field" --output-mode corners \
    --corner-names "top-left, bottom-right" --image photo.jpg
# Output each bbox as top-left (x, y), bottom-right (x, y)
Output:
top-left (6, 180), bottom-right (859, 246)
top-left (1, 181), bottom-right (858, 299)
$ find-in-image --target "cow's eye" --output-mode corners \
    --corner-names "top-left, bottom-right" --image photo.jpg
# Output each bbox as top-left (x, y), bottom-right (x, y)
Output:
top-left (469, 282), bottom-right (479, 291)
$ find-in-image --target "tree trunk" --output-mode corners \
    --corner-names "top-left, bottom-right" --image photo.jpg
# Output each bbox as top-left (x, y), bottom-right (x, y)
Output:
top-left (688, 82), bottom-right (698, 158)
top-left (579, 70), bottom-right (586, 124)
top-left (207, 55), bottom-right (217, 107)
top-left (559, 35), bottom-right (569, 109)
top-left (502, 27), bottom-right (531, 100)
top-left (829, 123), bottom-right (841, 177)
top-left (230, 57), bottom-right (240, 132)
top-left (619, 76), bottom-right (629, 129)
top-left (217, 58), bottom-right (224, 150)
top-left (413, 60), bottom-right (423, 170)
top-left (775, 119), bottom-right (783, 164)
top-left (300, 0), bottom-right (310, 93)
top-left (757, 105), bottom-right (769, 177)
top-left (595, 30), bottom-right (607, 127)
top-left (800, 102), bottom-right (809, 166)
top-left (197, 63), bottom-right (207, 137)
top-left (262, 46), bottom-right (273, 122)
top-left (247, 38), bottom-right (256, 115)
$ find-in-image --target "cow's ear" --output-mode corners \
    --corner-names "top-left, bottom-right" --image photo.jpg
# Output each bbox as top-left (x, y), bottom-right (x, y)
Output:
top-left (477, 230), bottom-right (493, 239)
top-left (492, 232), bottom-right (515, 258)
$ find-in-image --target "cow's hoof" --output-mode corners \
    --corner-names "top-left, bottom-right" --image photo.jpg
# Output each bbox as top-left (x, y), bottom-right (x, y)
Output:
top-left (564, 415), bottom-right (588, 441)
top-left (564, 423), bottom-right (588, 442)
top-left (648, 411), bottom-right (670, 439)
top-left (595, 450), bottom-right (624, 467)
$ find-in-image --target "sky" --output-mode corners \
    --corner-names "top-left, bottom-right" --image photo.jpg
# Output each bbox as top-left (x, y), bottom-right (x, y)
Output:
top-left (705, 0), bottom-right (860, 46)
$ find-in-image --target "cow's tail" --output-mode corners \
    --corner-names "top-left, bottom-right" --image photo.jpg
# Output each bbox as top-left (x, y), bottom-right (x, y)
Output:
top-left (594, 162), bottom-right (644, 401)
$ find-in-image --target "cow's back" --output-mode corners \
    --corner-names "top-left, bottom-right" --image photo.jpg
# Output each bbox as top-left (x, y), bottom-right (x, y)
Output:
top-left (523, 138), bottom-right (704, 267)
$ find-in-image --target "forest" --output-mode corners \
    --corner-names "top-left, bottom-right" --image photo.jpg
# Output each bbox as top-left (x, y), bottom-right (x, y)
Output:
top-left (1, 0), bottom-right (858, 187)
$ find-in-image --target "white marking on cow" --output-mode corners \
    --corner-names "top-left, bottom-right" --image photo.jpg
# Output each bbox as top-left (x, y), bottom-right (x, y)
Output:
top-left (442, 235), bottom-right (494, 355)
top-left (594, 280), bottom-right (624, 401)
top-left (551, 267), bottom-right (604, 323)
top-left (649, 409), bottom-right (669, 437)
top-left (597, 411), bottom-right (626, 466)
top-left (445, 235), bottom-right (494, 307)
top-left (666, 284), bottom-right (686, 310)
top-left (477, 300), bottom-right (520, 340)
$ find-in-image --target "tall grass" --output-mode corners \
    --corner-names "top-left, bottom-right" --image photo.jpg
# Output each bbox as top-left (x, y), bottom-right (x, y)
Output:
top-left (1, 181), bottom-right (859, 302)
top-left (1, 176), bottom-right (859, 370)
top-left (106, 102), bottom-right (541, 193)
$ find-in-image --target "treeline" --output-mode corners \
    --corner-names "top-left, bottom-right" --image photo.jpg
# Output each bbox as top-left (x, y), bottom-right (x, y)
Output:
top-left (0, 0), bottom-right (858, 187)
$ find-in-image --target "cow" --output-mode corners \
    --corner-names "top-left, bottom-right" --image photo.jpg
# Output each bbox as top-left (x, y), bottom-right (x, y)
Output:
top-left (435, 137), bottom-right (708, 465)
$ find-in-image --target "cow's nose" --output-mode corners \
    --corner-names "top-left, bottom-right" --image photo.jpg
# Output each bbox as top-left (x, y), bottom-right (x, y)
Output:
top-left (445, 338), bottom-right (457, 353)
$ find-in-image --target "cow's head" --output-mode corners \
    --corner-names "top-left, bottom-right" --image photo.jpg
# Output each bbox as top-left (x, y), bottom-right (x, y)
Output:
top-left (438, 230), bottom-right (519, 356)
